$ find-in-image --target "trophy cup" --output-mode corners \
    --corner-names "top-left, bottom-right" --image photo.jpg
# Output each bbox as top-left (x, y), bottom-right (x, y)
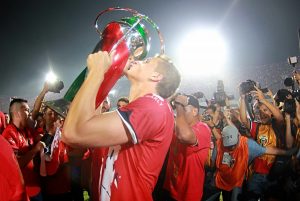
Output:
top-left (44, 7), bottom-right (165, 117)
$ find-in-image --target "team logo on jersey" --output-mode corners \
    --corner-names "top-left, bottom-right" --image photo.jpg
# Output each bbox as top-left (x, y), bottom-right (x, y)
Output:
top-left (100, 145), bottom-right (121, 201)
top-left (258, 135), bottom-right (268, 147)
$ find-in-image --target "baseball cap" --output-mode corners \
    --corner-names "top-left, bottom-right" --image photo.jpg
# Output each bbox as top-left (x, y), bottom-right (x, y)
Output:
top-left (222, 125), bottom-right (239, 147)
top-left (186, 95), bottom-right (199, 110)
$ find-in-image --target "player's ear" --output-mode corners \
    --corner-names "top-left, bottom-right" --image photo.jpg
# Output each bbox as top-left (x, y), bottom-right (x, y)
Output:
top-left (150, 72), bottom-right (163, 82)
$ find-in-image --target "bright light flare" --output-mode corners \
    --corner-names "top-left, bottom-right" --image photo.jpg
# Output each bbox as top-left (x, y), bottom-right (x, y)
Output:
top-left (45, 71), bottom-right (57, 83)
top-left (177, 29), bottom-right (228, 78)
top-left (109, 89), bottom-right (117, 96)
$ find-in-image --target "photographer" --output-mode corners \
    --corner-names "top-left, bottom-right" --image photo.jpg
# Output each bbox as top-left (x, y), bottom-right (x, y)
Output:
top-left (163, 94), bottom-right (211, 201)
top-left (202, 104), bottom-right (223, 140)
top-left (239, 82), bottom-right (284, 200)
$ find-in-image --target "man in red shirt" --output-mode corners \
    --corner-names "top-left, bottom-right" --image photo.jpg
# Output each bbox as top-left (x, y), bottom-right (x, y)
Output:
top-left (62, 51), bottom-right (181, 201)
top-left (163, 94), bottom-right (211, 201)
top-left (0, 134), bottom-right (29, 201)
top-left (0, 110), bottom-right (6, 134)
top-left (2, 98), bottom-right (45, 200)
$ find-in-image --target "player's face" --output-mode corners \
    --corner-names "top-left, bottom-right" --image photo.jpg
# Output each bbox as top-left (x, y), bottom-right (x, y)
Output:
top-left (18, 103), bottom-right (30, 126)
top-left (124, 57), bottom-right (160, 81)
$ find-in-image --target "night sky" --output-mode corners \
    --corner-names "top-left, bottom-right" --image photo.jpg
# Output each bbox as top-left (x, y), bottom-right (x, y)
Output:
top-left (0, 0), bottom-right (300, 110)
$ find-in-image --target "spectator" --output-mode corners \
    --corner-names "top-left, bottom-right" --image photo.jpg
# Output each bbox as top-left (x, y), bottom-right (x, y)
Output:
top-left (0, 110), bottom-right (6, 134)
top-left (31, 84), bottom-right (73, 201)
top-left (4, 112), bottom-right (10, 125)
top-left (239, 85), bottom-right (284, 200)
top-left (62, 51), bottom-right (181, 201)
top-left (117, 97), bottom-right (129, 108)
top-left (101, 97), bottom-right (111, 113)
top-left (40, 107), bottom-right (72, 201)
top-left (212, 125), bottom-right (291, 201)
top-left (163, 94), bottom-right (211, 201)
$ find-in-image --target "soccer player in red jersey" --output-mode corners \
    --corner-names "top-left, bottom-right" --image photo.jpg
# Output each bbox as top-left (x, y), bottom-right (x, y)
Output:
top-left (62, 51), bottom-right (181, 201)
top-left (2, 98), bottom-right (45, 200)
top-left (0, 134), bottom-right (29, 201)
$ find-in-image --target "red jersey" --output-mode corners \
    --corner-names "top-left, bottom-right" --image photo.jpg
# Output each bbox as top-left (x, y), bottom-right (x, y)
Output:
top-left (91, 94), bottom-right (174, 201)
top-left (0, 135), bottom-right (29, 201)
top-left (163, 122), bottom-right (211, 201)
top-left (0, 111), bottom-right (6, 134)
top-left (2, 124), bottom-right (41, 197)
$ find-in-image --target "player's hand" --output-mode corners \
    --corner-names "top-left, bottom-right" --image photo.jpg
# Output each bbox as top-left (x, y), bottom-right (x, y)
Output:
top-left (87, 50), bottom-right (114, 73)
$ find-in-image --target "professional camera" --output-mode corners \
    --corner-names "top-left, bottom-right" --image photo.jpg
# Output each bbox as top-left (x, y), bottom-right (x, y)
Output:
top-left (40, 133), bottom-right (54, 155)
top-left (213, 80), bottom-right (234, 107)
top-left (287, 56), bottom-right (298, 67)
top-left (48, 80), bottom-right (64, 93)
top-left (192, 91), bottom-right (204, 99)
top-left (284, 99), bottom-right (296, 117)
top-left (238, 80), bottom-right (269, 95)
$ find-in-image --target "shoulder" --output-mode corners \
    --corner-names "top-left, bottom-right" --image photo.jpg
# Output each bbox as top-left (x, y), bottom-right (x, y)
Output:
top-left (133, 94), bottom-right (170, 108)
top-left (193, 122), bottom-right (211, 141)
top-left (119, 94), bottom-right (172, 117)
top-left (193, 122), bottom-right (210, 134)
top-left (2, 124), bottom-right (17, 138)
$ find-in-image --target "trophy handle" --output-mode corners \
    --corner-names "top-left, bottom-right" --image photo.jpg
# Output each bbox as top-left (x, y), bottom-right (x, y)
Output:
top-left (94, 7), bottom-right (165, 55)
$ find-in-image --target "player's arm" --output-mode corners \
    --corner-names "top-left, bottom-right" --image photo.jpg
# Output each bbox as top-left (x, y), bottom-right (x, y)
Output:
top-left (62, 51), bottom-right (130, 148)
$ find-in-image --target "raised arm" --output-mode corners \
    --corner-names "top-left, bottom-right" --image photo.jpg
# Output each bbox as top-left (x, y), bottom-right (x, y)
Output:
top-left (32, 83), bottom-right (49, 121)
top-left (239, 95), bottom-right (250, 129)
top-left (252, 86), bottom-right (284, 124)
top-left (285, 113), bottom-right (294, 149)
top-left (174, 95), bottom-right (197, 145)
top-left (62, 51), bottom-right (130, 148)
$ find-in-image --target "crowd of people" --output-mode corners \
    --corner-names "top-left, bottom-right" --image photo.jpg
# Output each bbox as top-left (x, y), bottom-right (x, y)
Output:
top-left (1, 49), bottom-right (300, 201)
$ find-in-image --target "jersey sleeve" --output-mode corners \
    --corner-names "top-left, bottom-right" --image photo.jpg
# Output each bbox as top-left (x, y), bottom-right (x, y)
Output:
top-left (190, 123), bottom-right (211, 152)
top-left (117, 95), bottom-right (171, 144)
top-left (247, 138), bottom-right (266, 163)
top-left (2, 129), bottom-right (19, 151)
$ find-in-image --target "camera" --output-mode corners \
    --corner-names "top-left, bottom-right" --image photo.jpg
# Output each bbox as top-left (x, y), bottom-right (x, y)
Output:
top-left (238, 80), bottom-right (268, 95)
top-left (40, 133), bottom-right (54, 155)
top-left (283, 77), bottom-right (300, 100)
top-left (213, 80), bottom-right (234, 107)
top-left (284, 99), bottom-right (296, 117)
top-left (288, 56), bottom-right (298, 67)
top-left (192, 91), bottom-right (204, 99)
top-left (274, 89), bottom-right (292, 104)
top-left (48, 80), bottom-right (64, 93)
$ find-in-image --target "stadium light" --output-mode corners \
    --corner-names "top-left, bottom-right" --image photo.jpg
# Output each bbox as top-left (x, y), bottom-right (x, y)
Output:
top-left (176, 29), bottom-right (228, 78)
top-left (45, 71), bottom-right (58, 84)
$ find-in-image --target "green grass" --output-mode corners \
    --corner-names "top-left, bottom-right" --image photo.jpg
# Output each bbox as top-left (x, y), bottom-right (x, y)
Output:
top-left (83, 191), bottom-right (90, 201)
